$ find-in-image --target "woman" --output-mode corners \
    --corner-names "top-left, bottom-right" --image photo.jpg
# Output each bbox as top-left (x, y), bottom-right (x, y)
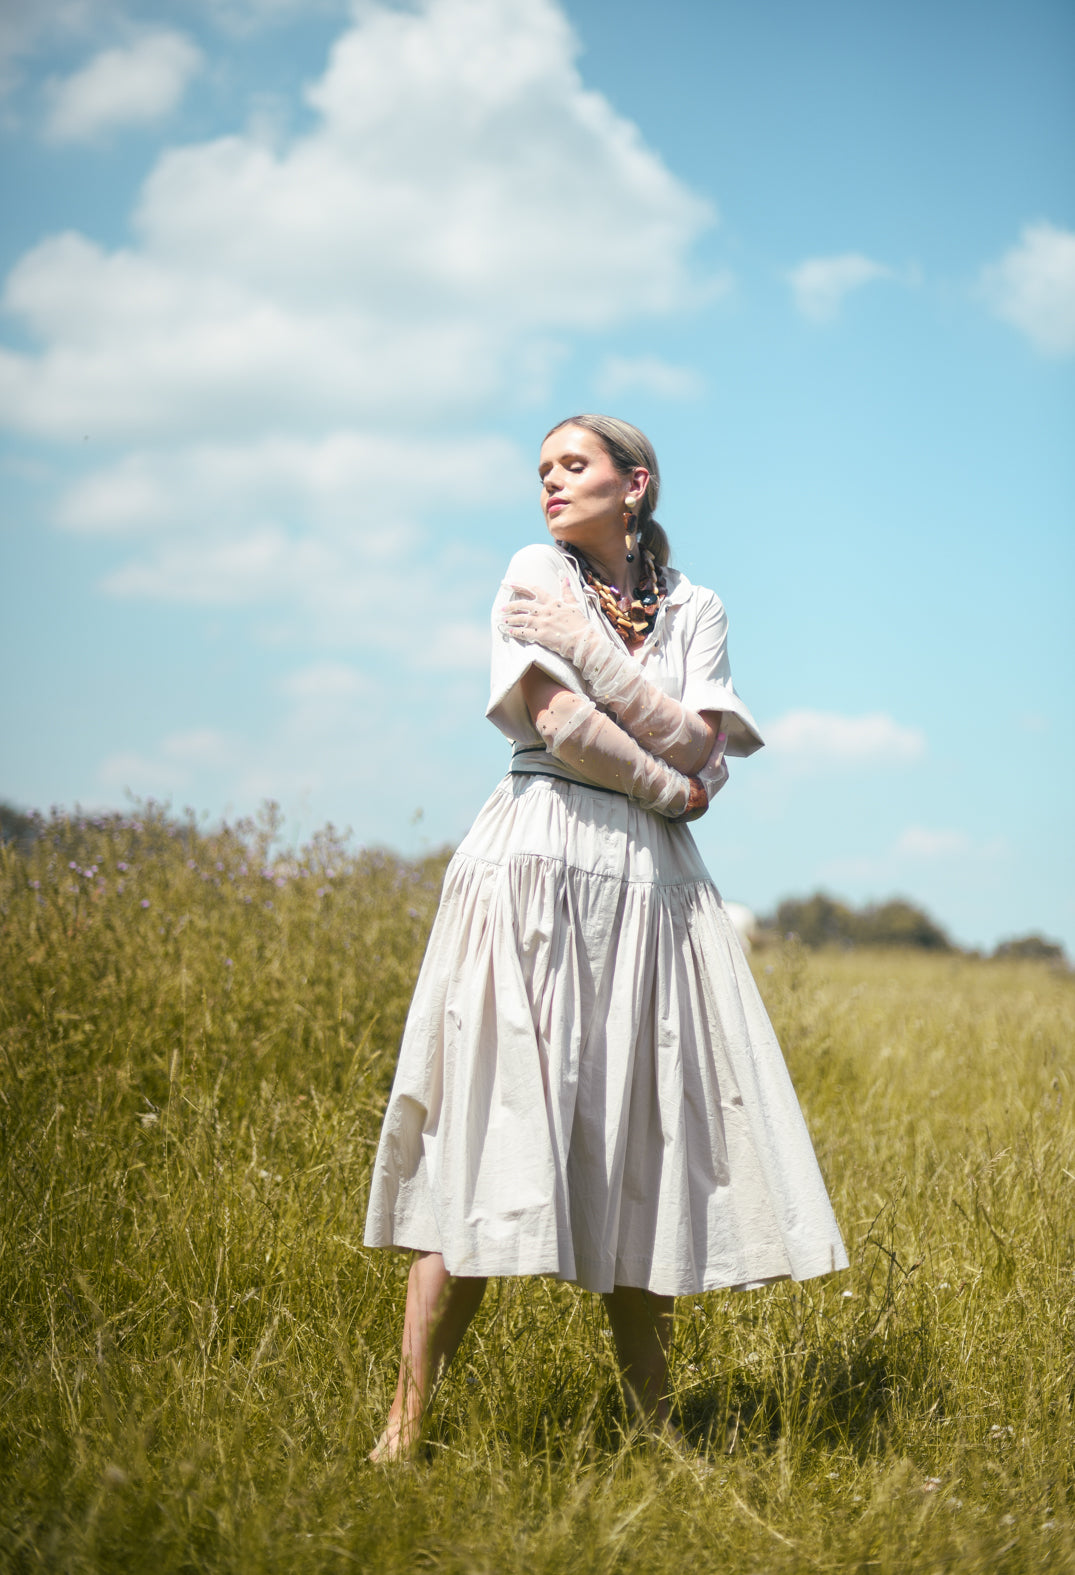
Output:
top-left (364, 414), bottom-right (847, 1460)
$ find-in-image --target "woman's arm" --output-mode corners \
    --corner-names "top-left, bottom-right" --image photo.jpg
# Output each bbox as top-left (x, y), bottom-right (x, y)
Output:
top-left (502, 583), bottom-right (717, 774)
top-left (519, 667), bottom-right (708, 822)
top-left (696, 712), bottom-right (730, 801)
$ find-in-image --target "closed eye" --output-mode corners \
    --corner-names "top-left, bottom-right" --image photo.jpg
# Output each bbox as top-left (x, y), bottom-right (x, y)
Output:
top-left (538, 450), bottom-right (588, 479)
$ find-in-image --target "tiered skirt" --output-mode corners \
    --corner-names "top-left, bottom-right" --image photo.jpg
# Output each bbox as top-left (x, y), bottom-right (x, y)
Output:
top-left (364, 774), bottom-right (847, 1295)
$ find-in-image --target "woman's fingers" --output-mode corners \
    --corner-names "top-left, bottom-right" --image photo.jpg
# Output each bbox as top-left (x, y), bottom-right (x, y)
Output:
top-left (672, 777), bottom-right (709, 823)
top-left (500, 578), bottom-right (583, 647)
top-left (501, 583), bottom-right (555, 637)
top-left (499, 602), bottom-right (540, 641)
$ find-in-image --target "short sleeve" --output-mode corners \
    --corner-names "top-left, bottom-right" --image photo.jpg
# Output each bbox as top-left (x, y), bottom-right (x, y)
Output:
top-left (680, 587), bottom-right (765, 758)
top-left (485, 543), bottom-right (587, 744)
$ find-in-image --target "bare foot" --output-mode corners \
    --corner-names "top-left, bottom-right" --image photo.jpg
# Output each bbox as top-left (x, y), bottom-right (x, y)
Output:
top-left (621, 1397), bottom-right (684, 1450)
top-left (650, 1414), bottom-right (688, 1452)
top-left (369, 1255), bottom-right (487, 1466)
top-left (368, 1412), bottom-right (421, 1464)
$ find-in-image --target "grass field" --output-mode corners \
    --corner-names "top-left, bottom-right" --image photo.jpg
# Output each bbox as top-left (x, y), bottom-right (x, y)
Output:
top-left (2, 806), bottom-right (1072, 1573)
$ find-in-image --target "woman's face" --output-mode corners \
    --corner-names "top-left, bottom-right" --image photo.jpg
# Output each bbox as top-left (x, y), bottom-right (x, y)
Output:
top-left (537, 425), bottom-right (647, 549)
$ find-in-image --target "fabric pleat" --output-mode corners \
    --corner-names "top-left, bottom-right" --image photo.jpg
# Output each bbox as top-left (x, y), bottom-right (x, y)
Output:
top-left (364, 773), bottom-right (848, 1296)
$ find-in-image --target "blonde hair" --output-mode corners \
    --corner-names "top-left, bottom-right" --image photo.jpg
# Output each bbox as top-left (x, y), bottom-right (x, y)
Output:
top-left (544, 413), bottom-right (671, 567)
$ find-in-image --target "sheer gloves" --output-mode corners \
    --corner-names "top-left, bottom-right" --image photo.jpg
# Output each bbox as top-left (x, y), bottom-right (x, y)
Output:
top-left (501, 580), bottom-right (712, 773)
top-left (537, 690), bottom-right (699, 820)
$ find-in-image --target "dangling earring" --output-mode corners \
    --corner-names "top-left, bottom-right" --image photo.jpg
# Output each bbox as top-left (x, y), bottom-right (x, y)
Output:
top-left (624, 505), bottom-right (637, 563)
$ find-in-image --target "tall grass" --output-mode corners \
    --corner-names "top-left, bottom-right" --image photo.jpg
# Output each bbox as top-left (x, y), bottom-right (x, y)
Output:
top-left (1, 807), bottom-right (1072, 1572)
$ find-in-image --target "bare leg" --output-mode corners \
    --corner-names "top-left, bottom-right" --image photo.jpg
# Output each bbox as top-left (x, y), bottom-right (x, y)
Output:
top-left (370, 1251), bottom-right (487, 1462)
top-left (602, 1285), bottom-right (676, 1432)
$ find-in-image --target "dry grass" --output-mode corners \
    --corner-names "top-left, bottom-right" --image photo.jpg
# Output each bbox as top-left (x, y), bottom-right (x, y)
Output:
top-left (1, 806), bottom-right (1072, 1572)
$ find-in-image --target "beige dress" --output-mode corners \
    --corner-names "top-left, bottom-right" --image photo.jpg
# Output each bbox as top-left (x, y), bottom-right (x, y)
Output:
top-left (363, 544), bottom-right (848, 1295)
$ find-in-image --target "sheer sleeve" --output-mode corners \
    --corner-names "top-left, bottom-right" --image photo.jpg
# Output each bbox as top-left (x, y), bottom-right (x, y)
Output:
top-left (486, 544), bottom-right (587, 744)
top-left (680, 586), bottom-right (765, 758)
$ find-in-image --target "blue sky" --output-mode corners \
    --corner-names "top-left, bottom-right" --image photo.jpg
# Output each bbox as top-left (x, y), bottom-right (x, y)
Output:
top-left (1, 0), bottom-right (1072, 952)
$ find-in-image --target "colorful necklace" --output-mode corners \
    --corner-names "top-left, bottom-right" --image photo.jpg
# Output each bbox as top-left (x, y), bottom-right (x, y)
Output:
top-left (567, 546), bottom-right (666, 642)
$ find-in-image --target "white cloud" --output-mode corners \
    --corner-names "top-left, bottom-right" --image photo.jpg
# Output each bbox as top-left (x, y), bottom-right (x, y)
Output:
top-left (202, 0), bottom-right (347, 32)
top-left (58, 429), bottom-right (526, 622)
top-left (6, 0), bottom-right (718, 834)
top-left (980, 222), bottom-right (1075, 357)
top-left (0, 0), bottom-right (713, 670)
top-left (765, 709), bottom-right (926, 768)
top-left (98, 727), bottom-right (236, 793)
top-left (0, 2), bottom-right (106, 97)
top-left (95, 664), bottom-right (476, 839)
top-left (100, 527), bottom-right (331, 605)
top-left (0, 229), bottom-right (513, 439)
top-left (894, 826), bottom-right (972, 858)
top-left (1, 0), bottom-right (712, 445)
top-left (415, 621), bottom-right (492, 672)
top-left (280, 662), bottom-right (370, 700)
top-left (821, 826), bottom-right (1009, 888)
top-left (595, 354), bottom-right (706, 400)
top-left (43, 30), bottom-right (203, 142)
top-left (786, 253), bottom-right (893, 322)
top-left (0, 1), bottom-right (335, 98)
top-left (57, 430), bottom-right (524, 538)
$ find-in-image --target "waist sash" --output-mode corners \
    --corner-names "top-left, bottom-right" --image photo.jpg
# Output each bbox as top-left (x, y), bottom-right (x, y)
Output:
top-left (509, 743), bottom-right (627, 796)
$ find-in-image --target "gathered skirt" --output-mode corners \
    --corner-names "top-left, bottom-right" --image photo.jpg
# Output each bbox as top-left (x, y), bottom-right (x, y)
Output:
top-left (363, 774), bottom-right (848, 1296)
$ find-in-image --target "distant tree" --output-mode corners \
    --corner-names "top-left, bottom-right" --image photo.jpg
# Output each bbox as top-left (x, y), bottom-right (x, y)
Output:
top-left (0, 802), bottom-right (39, 851)
top-left (772, 893), bottom-right (856, 947)
top-left (769, 891), bottom-right (953, 951)
top-left (858, 899), bottom-right (953, 951)
top-left (992, 934), bottom-right (1066, 964)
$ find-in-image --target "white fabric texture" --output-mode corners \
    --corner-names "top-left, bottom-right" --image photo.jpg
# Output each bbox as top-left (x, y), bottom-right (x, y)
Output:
top-left (697, 730), bottom-right (729, 803)
top-left (363, 546), bottom-right (847, 1296)
top-left (486, 543), bottom-right (765, 760)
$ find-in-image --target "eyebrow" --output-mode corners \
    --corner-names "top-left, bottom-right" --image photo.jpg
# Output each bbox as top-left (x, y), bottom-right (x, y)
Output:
top-left (538, 449), bottom-right (587, 477)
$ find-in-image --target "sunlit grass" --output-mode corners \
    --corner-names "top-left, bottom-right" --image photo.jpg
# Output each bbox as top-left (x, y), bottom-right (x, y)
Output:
top-left (1, 806), bottom-right (1072, 1572)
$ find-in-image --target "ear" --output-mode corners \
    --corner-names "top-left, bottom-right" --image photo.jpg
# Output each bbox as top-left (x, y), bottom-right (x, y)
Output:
top-left (625, 465), bottom-right (650, 509)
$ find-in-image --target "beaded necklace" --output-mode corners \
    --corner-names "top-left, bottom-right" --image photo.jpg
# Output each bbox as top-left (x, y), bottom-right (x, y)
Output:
top-left (567, 545), bottom-right (666, 643)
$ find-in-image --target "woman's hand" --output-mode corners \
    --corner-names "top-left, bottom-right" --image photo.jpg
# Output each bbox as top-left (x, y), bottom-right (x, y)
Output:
top-left (670, 776), bottom-right (709, 823)
top-left (499, 579), bottom-right (590, 663)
